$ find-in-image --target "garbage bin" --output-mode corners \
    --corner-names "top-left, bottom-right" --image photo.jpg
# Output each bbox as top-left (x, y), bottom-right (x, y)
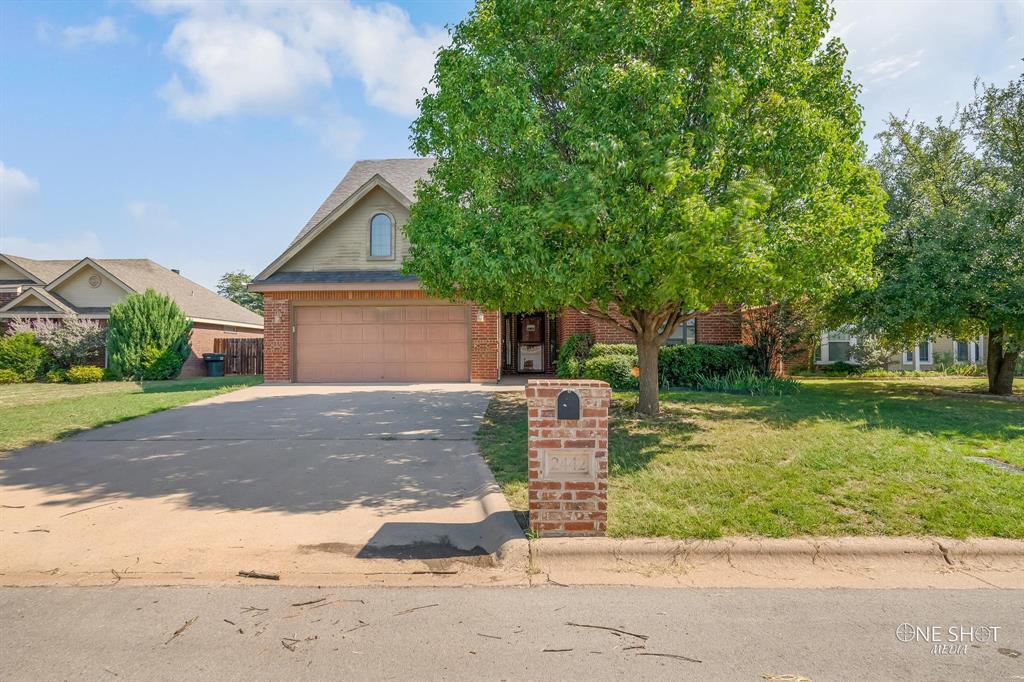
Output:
top-left (203, 353), bottom-right (226, 377)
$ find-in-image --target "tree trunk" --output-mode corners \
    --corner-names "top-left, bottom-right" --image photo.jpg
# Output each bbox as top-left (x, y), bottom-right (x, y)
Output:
top-left (986, 327), bottom-right (1018, 395)
top-left (636, 331), bottom-right (661, 416)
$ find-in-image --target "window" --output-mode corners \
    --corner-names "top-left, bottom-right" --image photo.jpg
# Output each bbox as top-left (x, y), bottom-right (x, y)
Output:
top-left (955, 341), bottom-right (969, 363)
top-left (904, 341), bottom-right (931, 364)
top-left (370, 213), bottom-right (393, 258)
top-left (667, 318), bottom-right (696, 345)
top-left (827, 331), bottom-right (852, 363)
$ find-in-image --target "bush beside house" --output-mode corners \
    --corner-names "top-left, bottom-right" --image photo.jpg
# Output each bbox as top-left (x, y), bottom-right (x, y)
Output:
top-left (0, 333), bottom-right (48, 382)
top-left (106, 290), bottom-right (193, 380)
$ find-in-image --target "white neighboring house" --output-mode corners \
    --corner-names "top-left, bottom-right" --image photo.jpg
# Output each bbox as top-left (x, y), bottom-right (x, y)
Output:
top-left (815, 329), bottom-right (986, 371)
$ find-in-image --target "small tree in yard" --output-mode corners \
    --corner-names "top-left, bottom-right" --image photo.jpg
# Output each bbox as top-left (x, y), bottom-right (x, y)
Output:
top-left (851, 75), bottom-right (1024, 395)
top-left (8, 316), bottom-right (106, 368)
top-left (217, 270), bottom-right (263, 314)
top-left (106, 289), bottom-right (193, 380)
top-left (405, 0), bottom-right (887, 414)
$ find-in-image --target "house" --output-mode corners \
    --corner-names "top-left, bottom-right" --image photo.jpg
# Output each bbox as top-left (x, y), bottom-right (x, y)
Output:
top-left (816, 329), bottom-right (986, 371)
top-left (250, 158), bottom-right (743, 383)
top-left (0, 254), bottom-right (263, 377)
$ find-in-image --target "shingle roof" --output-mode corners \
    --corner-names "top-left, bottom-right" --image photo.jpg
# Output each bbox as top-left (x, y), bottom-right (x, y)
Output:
top-left (4, 255), bottom-right (78, 283)
top-left (0, 254), bottom-right (263, 327)
top-left (259, 270), bottom-right (420, 285)
top-left (291, 158), bottom-right (434, 246)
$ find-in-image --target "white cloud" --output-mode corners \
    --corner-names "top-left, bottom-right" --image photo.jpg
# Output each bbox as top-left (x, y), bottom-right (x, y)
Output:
top-left (832, 0), bottom-right (1021, 147)
top-left (0, 231), bottom-right (102, 259)
top-left (0, 162), bottom-right (39, 208)
top-left (61, 17), bottom-right (123, 48)
top-left (149, 1), bottom-right (445, 121)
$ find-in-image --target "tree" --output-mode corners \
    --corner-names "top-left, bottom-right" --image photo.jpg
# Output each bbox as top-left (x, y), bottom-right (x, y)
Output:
top-left (106, 289), bottom-right (193, 380)
top-left (217, 270), bottom-right (263, 314)
top-left (853, 75), bottom-right (1024, 394)
top-left (405, 0), bottom-right (887, 414)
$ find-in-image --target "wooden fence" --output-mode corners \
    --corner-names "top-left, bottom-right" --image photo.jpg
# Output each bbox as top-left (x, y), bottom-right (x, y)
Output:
top-left (213, 337), bottom-right (264, 375)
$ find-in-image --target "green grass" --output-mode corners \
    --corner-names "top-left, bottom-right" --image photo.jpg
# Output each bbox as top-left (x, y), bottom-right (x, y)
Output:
top-left (0, 376), bottom-right (263, 452)
top-left (476, 377), bottom-right (1024, 539)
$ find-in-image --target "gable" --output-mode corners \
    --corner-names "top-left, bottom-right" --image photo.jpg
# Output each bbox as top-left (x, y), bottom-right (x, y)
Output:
top-left (49, 263), bottom-right (129, 308)
top-left (280, 187), bottom-right (411, 272)
top-left (9, 292), bottom-right (60, 310)
top-left (0, 261), bottom-right (32, 282)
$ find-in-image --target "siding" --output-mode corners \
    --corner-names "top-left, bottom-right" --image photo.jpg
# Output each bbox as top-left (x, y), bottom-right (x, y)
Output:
top-left (52, 266), bottom-right (127, 308)
top-left (281, 187), bottom-right (411, 272)
top-left (0, 262), bottom-right (28, 281)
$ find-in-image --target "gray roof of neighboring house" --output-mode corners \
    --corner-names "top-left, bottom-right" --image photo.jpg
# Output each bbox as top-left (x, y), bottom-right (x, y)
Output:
top-left (291, 158), bottom-right (434, 246)
top-left (4, 255), bottom-right (78, 283)
top-left (258, 270), bottom-right (420, 285)
top-left (0, 254), bottom-right (263, 327)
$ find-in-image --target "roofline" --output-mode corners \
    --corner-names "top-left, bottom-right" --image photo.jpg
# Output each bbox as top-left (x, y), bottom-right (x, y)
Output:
top-left (0, 254), bottom-right (45, 285)
top-left (0, 286), bottom-right (75, 314)
top-left (256, 174), bottom-right (413, 281)
top-left (45, 257), bottom-right (136, 295)
top-left (249, 281), bottom-right (423, 293)
top-left (190, 316), bottom-right (264, 330)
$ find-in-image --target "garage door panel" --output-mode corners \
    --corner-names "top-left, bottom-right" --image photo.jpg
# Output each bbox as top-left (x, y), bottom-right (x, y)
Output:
top-left (296, 304), bottom-right (470, 382)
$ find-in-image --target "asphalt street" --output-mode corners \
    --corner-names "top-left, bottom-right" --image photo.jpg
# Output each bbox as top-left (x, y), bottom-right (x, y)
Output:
top-left (1, 586), bottom-right (1020, 681)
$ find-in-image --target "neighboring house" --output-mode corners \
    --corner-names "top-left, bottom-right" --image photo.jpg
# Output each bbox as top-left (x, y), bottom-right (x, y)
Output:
top-left (0, 254), bottom-right (263, 377)
top-left (250, 158), bottom-right (744, 383)
top-left (816, 329), bottom-right (986, 371)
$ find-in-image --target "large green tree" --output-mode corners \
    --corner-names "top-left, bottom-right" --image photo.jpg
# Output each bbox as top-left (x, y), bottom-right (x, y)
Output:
top-left (405, 0), bottom-right (886, 414)
top-left (855, 75), bottom-right (1024, 395)
top-left (217, 270), bottom-right (263, 314)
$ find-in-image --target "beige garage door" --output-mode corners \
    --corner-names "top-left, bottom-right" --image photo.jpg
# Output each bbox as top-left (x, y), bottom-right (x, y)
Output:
top-left (295, 304), bottom-right (470, 382)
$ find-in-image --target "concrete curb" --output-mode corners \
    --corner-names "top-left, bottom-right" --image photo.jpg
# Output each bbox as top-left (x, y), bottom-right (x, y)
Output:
top-left (466, 448), bottom-right (529, 570)
top-left (529, 536), bottom-right (1024, 588)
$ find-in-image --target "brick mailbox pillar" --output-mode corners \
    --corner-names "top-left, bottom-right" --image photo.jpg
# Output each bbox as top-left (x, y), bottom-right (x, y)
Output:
top-left (526, 379), bottom-right (610, 537)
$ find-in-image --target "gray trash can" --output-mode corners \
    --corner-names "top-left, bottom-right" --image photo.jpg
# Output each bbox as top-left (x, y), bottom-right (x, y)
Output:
top-left (203, 353), bottom-right (226, 377)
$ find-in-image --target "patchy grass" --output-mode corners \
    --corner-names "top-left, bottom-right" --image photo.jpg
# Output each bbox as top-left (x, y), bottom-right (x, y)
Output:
top-left (476, 378), bottom-right (1024, 539)
top-left (0, 376), bottom-right (263, 452)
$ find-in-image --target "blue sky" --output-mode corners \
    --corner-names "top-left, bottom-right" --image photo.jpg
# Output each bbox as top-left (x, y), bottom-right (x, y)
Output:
top-left (1, 1), bottom-right (1021, 289)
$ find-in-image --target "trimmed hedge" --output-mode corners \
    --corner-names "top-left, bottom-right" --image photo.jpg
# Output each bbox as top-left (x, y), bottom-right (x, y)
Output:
top-left (67, 365), bottom-right (104, 384)
top-left (582, 354), bottom-right (639, 390)
top-left (659, 343), bottom-right (758, 387)
top-left (0, 368), bottom-right (23, 384)
top-left (589, 343), bottom-right (639, 359)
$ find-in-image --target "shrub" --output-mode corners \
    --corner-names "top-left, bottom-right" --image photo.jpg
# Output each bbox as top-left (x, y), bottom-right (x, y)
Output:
top-left (141, 346), bottom-right (188, 380)
top-left (0, 332), bottom-right (48, 381)
top-left (7, 316), bottom-right (106, 369)
top-left (106, 289), bottom-right (193, 380)
top-left (819, 361), bottom-right (861, 376)
top-left (45, 368), bottom-right (68, 383)
top-left (694, 368), bottom-right (799, 396)
top-left (555, 333), bottom-right (593, 379)
top-left (589, 343), bottom-right (638, 359)
top-left (0, 368), bottom-right (23, 384)
top-left (66, 365), bottom-right (105, 383)
top-left (658, 343), bottom-right (757, 387)
top-left (582, 354), bottom-right (639, 390)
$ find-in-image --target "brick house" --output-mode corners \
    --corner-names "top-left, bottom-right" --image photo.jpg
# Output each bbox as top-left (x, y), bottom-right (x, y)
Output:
top-left (0, 254), bottom-right (263, 377)
top-left (250, 158), bottom-right (743, 383)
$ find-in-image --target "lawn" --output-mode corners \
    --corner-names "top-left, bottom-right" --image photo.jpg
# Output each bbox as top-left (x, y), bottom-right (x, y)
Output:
top-left (0, 376), bottom-right (263, 452)
top-left (477, 377), bottom-right (1024, 539)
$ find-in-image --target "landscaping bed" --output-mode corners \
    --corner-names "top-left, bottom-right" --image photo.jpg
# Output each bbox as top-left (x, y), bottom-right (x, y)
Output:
top-left (0, 376), bottom-right (262, 452)
top-left (476, 378), bottom-right (1024, 539)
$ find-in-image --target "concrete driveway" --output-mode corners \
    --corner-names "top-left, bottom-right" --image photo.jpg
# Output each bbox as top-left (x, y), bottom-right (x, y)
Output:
top-left (0, 384), bottom-right (526, 586)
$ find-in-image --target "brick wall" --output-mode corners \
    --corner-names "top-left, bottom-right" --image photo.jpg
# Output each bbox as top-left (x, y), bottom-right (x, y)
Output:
top-left (260, 290), bottom-right (500, 382)
top-left (526, 379), bottom-right (610, 537)
top-left (695, 303), bottom-right (742, 344)
top-left (0, 290), bottom-right (18, 308)
top-left (470, 305), bottom-right (500, 381)
top-left (181, 322), bottom-right (263, 378)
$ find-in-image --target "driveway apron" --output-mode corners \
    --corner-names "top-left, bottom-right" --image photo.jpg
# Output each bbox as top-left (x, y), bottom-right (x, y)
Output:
top-left (0, 384), bottom-right (524, 585)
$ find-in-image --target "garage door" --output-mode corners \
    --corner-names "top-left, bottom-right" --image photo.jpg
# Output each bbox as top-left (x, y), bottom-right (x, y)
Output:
top-left (294, 304), bottom-right (470, 382)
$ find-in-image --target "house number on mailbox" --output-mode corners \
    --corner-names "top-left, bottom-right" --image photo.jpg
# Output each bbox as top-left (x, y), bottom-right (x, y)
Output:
top-left (557, 390), bottom-right (580, 420)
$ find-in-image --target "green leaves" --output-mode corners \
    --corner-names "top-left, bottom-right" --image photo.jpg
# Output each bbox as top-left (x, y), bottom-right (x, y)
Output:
top-left (106, 289), bottom-right (193, 380)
